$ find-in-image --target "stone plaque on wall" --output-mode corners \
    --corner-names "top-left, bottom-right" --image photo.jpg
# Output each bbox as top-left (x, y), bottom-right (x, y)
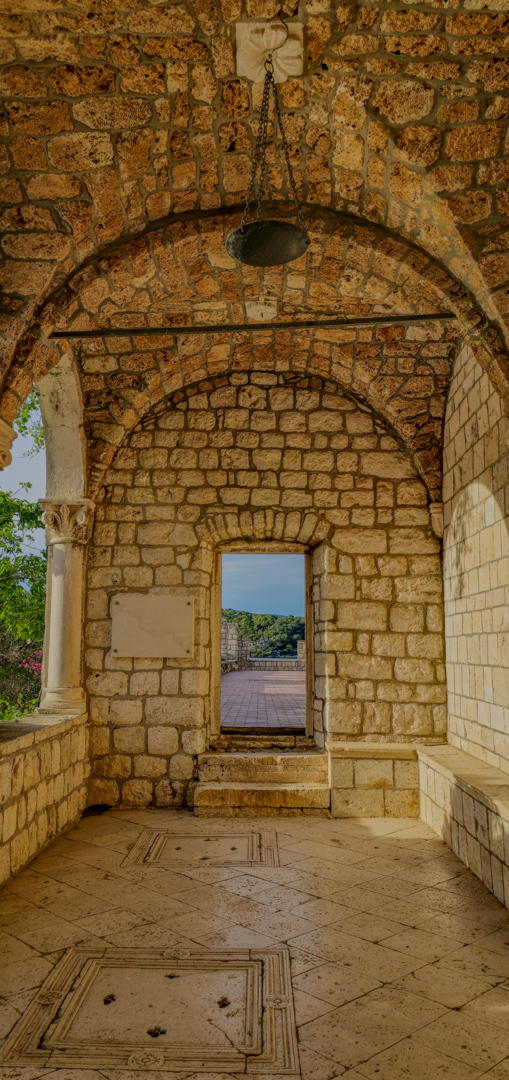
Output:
top-left (111, 594), bottom-right (194, 658)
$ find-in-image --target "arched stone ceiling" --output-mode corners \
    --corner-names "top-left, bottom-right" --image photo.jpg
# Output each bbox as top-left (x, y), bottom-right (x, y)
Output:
top-left (1, 205), bottom-right (508, 503)
top-left (1, 0), bottom-right (509, 380)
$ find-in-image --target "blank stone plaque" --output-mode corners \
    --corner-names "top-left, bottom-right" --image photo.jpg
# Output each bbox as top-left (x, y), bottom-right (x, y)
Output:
top-left (111, 593), bottom-right (194, 658)
top-left (2, 946), bottom-right (298, 1073)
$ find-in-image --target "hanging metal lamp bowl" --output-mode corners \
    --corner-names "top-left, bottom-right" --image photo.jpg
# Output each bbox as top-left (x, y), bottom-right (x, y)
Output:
top-left (226, 219), bottom-right (310, 267)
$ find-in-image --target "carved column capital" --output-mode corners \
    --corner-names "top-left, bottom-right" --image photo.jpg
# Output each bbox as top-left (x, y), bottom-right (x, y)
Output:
top-left (40, 499), bottom-right (95, 546)
top-left (0, 417), bottom-right (17, 471)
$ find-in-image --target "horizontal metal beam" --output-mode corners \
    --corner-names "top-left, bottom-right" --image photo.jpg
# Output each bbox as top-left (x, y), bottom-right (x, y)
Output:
top-left (50, 311), bottom-right (457, 340)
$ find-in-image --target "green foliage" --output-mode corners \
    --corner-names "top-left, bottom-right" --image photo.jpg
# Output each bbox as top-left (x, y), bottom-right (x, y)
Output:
top-left (0, 489), bottom-right (46, 644)
top-left (13, 390), bottom-right (45, 457)
top-left (222, 608), bottom-right (305, 657)
top-left (0, 693), bottom-right (39, 723)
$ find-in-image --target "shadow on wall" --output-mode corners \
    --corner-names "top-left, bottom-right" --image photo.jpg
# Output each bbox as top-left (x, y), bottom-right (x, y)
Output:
top-left (445, 477), bottom-right (509, 712)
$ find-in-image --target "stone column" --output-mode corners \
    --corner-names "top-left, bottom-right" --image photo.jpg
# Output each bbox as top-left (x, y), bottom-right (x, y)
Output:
top-left (0, 417), bottom-right (17, 470)
top-left (39, 499), bottom-right (94, 713)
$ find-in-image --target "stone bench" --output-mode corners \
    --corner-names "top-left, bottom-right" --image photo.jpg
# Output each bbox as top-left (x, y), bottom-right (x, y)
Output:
top-left (0, 712), bottom-right (89, 885)
top-left (418, 744), bottom-right (509, 911)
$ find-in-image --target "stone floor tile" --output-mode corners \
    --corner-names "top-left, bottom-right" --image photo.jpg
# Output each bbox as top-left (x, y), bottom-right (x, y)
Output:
top-left (1, 955), bottom-right (54, 997)
top-left (169, 912), bottom-right (231, 938)
top-left (288, 859), bottom-right (383, 889)
top-left (330, 912), bottom-right (409, 943)
top-left (0, 931), bottom-right (40, 967)
top-left (298, 987), bottom-right (447, 1069)
top-left (196, 924), bottom-right (278, 949)
top-left (161, 883), bottom-right (271, 924)
top-left (348, 895), bottom-right (440, 926)
top-left (460, 986), bottom-right (509, 1030)
top-left (391, 963), bottom-right (494, 1008)
top-left (415, 910), bottom-right (500, 944)
top-left (0, 1000), bottom-right (21, 1041)
top-left (219, 876), bottom-right (313, 910)
top-left (74, 907), bottom-right (148, 937)
top-left (288, 926), bottom-right (426, 982)
top-left (287, 898), bottom-right (355, 927)
top-left (104, 924), bottom-right (188, 949)
top-left (408, 885), bottom-right (489, 914)
top-left (243, 910), bottom-right (318, 940)
top-left (412, 1011), bottom-right (509, 1071)
top-left (356, 1037), bottom-right (482, 1079)
top-left (298, 1044), bottom-right (345, 1080)
top-left (441, 945), bottom-right (509, 981)
top-left (293, 989), bottom-right (336, 1026)
top-left (293, 960), bottom-right (382, 1009)
top-left (380, 927), bottom-right (464, 962)
top-left (280, 841), bottom-right (368, 866)
top-left (473, 926), bottom-right (509, 955)
top-left (289, 948), bottom-right (324, 976)
top-left (482, 1061), bottom-right (509, 1078)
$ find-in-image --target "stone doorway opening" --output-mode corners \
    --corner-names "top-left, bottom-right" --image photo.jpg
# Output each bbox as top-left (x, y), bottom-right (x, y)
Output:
top-left (215, 550), bottom-right (312, 736)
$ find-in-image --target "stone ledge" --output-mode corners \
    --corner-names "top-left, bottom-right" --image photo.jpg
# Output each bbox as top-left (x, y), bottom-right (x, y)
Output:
top-left (327, 741), bottom-right (418, 760)
top-left (417, 744), bottom-right (509, 825)
top-left (0, 712), bottom-right (87, 758)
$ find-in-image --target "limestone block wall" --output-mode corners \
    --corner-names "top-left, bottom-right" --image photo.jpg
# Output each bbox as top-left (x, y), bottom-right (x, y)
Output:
top-left (329, 743), bottom-right (419, 818)
top-left (0, 714), bottom-right (89, 886)
top-left (85, 372), bottom-right (446, 809)
top-left (443, 344), bottom-right (509, 773)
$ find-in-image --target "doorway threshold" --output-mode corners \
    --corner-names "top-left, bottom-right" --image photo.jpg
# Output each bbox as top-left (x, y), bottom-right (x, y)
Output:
top-left (212, 731), bottom-right (314, 751)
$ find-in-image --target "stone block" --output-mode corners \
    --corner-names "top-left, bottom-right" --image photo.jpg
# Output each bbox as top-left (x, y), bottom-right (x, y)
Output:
top-left (182, 728), bottom-right (207, 755)
top-left (395, 760), bottom-right (419, 788)
top-left (134, 755), bottom-right (167, 778)
top-left (154, 779), bottom-right (185, 807)
top-left (331, 788), bottom-right (385, 817)
top-left (114, 727), bottom-right (145, 754)
top-left (87, 778), bottom-right (119, 806)
top-left (121, 779), bottom-right (153, 807)
top-left (330, 758), bottom-right (354, 787)
top-left (94, 755), bottom-right (131, 779)
top-left (147, 726), bottom-right (179, 755)
top-left (108, 699), bottom-right (143, 726)
top-left (145, 696), bottom-right (203, 726)
top-left (384, 789), bottom-right (419, 817)
top-left (355, 759), bottom-right (393, 788)
top-left (169, 752), bottom-right (195, 780)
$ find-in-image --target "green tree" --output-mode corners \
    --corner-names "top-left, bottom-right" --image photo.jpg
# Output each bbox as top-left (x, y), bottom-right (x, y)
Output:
top-left (222, 608), bottom-right (305, 657)
top-left (0, 488), bottom-right (46, 643)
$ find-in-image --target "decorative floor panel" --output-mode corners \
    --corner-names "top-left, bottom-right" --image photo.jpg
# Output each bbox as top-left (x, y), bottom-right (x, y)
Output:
top-left (1, 945), bottom-right (298, 1073)
top-left (122, 829), bottom-right (279, 868)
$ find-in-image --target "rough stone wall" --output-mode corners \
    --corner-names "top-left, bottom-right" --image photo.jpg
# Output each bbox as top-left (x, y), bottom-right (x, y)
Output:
top-left (221, 618), bottom-right (238, 661)
top-left (444, 343), bottom-right (509, 774)
top-left (0, 714), bottom-right (89, 886)
top-left (86, 371), bottom-right (446, 809)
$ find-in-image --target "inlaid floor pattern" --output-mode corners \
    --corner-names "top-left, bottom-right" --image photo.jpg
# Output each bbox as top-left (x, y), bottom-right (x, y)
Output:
top-left (2, 811), bottom-right (509, 1079)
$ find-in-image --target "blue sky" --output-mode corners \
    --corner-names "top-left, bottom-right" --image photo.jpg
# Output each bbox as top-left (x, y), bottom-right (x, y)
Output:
top-left (222, 553), bottom-right (305, 616)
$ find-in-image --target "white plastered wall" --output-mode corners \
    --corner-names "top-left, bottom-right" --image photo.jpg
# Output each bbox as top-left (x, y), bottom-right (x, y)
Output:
top-left (443, 343), bottom-right (509, 772)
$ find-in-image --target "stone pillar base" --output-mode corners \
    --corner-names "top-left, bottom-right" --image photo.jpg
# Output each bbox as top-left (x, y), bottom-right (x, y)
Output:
top-left (38, 686), bottom-right (86, 712)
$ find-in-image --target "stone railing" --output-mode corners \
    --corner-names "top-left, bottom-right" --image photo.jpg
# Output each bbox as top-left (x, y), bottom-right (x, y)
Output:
top-left (244, 657), bottom-right (305, 671)
top-left (0, 712), bottom-right (89, 886)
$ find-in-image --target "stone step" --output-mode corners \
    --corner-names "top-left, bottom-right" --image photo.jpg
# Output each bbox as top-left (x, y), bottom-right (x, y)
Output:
top-left (210, 734), bottom-right (315, 751)
top-left (194, 781), bottom-right (331, 811)
top-left (198, 751), bottom-right (328, 784)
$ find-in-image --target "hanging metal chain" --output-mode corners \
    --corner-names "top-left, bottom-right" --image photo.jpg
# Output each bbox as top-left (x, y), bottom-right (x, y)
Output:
top-left (240, 47), bottom-right (307, 234)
